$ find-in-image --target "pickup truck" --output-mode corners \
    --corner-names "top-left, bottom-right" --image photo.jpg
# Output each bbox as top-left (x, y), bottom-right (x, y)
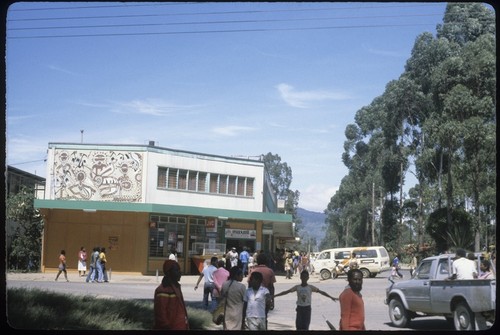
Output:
top-left (385, 253), bottom-right (495, 330)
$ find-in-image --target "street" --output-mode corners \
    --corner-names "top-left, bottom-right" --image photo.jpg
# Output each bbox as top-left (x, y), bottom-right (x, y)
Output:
top-left (6, 269), bottom-right (454, 331)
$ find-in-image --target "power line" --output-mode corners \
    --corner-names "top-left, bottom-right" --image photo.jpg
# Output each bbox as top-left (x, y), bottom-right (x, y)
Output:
top-left (8, 22), bottom-right (440, 39)
top-left (8, 13), bottom-right (444, 32)
top-left (10, 158), bottom-right (47, 166)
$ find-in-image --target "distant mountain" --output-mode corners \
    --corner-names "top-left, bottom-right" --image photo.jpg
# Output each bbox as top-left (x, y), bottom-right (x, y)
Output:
top-left (296, 208), bottom-right (327, 250)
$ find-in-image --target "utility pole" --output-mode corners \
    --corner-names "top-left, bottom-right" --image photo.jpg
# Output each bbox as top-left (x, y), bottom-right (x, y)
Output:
top-left (372, 182), bottom-right (375, 245)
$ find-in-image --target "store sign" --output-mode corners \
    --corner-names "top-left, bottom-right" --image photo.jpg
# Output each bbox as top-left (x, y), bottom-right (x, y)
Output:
top-left (225, 228), bottom-right (256, 239)
top-left (206, 218), bottom-right (217, 232)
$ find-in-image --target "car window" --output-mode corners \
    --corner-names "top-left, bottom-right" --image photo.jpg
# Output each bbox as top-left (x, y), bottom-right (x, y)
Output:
top-left (355, 249), bottom-right (377, 258)
top-left (438, 259), bottom-right (451, 276)
top-left (416, 260), bottom-right (432, 279)
top-left (318, 252), bottom-right (330, 260)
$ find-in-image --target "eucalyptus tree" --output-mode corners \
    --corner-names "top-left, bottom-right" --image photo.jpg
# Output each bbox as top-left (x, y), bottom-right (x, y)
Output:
top-left (261, 152), bottom-right (301, 225)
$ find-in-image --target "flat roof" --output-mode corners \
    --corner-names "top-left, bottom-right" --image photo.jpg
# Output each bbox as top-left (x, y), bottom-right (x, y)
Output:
top-left (34, 199), bottom-right (292, 223)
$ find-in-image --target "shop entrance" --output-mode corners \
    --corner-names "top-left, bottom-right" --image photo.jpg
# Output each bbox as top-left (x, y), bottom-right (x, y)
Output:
top-left (226, 239), bottom-right (256, 254)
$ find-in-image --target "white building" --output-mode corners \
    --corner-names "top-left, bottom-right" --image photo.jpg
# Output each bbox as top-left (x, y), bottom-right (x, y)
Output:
top-left (35, 142), bottom-right (294, 274)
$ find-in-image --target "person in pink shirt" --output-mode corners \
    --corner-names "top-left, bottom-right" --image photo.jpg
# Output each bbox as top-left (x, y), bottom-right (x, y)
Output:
top-left (212, 259), bottom-right (230, 309)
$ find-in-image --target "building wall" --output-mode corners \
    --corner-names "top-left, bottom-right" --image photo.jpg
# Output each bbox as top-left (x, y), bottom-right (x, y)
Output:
top-left (45, 144), bottom-right (269, 212)
top-left (42, 209), bottom-right (149, 273)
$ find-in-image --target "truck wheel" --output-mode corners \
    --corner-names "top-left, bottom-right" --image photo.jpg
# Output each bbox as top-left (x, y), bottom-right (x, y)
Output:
top-left (360, 268), bottom-right (370, 278)
top-left (320, 269), bottom-right (331, 280)
top-left (389, 297), bottom-right (410, 328)
top-left (454, 302), bottom-right (475, 330)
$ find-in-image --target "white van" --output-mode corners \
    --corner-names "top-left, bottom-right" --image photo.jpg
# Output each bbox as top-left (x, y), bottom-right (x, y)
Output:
top-left (312, 247), bottom-right (355, 280)
top-left (351, 246), bottom-right (391, 278)
top-left (313, 246), bottom-right (390, 279)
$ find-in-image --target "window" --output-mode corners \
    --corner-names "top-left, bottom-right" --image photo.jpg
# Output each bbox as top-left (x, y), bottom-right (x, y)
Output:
top-left (210, 174), bottom-right (218, 193)
top-left (178, 170), bottom-right (187, 190)
top-left (237, 177), bottom-right (245, 196)
top-left (157, 167), bottom-right (255, 198)
top-left (228, 176), bottom-right (237, 195)
top-left (198, 172), bottom-right (207, 192)
top-left (246, 178), bottom-right (254, 196)
top-left (188, 171), bottom-right (197, 191)
top-left (158, 167), bottom-right (167, 188)
top-left (149, 216), bottom-right (186, 258)
top-left (168, 168), bottom-right (177, 188)
top-left (219, 175), bottom-right (228, 194)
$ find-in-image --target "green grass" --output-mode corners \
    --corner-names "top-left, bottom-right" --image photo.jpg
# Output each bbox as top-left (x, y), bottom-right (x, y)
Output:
top-left (7, 287), bottom-right (218, 330)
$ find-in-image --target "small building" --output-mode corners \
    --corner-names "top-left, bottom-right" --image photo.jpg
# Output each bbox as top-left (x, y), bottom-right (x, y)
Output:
top-left (34, 142), bottom-right (294, 275)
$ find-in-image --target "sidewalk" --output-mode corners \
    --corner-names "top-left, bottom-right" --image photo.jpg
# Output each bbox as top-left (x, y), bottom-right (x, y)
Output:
top-left (6, 269), bottom-right (314, 285)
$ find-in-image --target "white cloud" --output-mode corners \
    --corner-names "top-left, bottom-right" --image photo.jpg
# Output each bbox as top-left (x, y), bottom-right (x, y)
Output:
top-left (299, 183), bottom-right (338, 213)
top-left (212, 125), bottom-right (257, 136)
top-left (276, 83), bottom-right (351, 108)
top-left (47, 64), bottom-right (79, 76)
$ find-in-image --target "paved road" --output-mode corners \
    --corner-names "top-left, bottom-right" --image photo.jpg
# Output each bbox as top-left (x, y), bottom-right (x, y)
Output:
top-left (6, 269), bottom-right (454, 331)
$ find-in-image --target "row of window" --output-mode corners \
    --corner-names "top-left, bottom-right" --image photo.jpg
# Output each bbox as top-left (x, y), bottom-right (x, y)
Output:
top-left (157, 167), bottom-right (254, 197)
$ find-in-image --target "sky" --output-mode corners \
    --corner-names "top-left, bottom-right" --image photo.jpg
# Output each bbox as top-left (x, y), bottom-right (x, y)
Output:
top-left (5, 1), bottom-right (451, 212)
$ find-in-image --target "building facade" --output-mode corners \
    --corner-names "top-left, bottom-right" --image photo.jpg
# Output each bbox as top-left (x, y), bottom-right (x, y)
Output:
top-left (34, 142), bottom-right (294, 275)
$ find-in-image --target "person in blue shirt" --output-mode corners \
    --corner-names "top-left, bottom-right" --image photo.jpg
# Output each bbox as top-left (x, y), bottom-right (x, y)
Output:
top-left (392, 254), bottom-right (403, 278)
top-left (239, 247), bottom-right (250, 277)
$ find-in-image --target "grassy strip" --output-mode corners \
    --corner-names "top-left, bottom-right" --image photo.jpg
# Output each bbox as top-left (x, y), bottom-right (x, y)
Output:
top-left (6, 287), bottom-right (218, 330)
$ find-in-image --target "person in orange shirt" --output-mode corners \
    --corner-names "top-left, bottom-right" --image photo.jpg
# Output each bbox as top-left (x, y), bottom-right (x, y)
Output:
top-left (154, 260), bottom-right (189, 330)
top-left (339, 268), bottom-right (365, 330)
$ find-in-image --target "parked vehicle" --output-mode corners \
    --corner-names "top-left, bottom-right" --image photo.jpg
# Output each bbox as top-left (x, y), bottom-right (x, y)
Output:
top-left (313, 246), bottom-right (390, 280)
top-left (385, 253), bottom-right (495, 330)
top-left (351, 246), bottom-right (391, 278)
top-left (312, 247), bottom-right (354, 280)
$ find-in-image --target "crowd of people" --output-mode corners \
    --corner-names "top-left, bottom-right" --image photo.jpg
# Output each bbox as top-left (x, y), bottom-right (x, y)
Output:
top-left (155, 247), bottom-right (367, 331)
top-left (54, 246), bottom-right (109, 283)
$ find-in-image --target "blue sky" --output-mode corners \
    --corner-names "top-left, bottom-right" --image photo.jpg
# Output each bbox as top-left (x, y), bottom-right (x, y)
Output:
top-left (6, 2), bottom-right (450, 212)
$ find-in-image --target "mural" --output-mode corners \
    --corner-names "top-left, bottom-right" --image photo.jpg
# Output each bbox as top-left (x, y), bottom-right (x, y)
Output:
top-left (52, 150), bottom-right (143, 202)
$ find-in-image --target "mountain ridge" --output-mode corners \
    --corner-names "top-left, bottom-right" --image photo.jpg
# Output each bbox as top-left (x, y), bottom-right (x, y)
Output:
top-left (296, 207), bottom-right (327, 250)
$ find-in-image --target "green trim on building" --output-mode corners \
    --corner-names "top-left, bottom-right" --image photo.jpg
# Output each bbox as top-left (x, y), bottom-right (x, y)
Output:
top-left (34, 199), bottom-right (292, 223)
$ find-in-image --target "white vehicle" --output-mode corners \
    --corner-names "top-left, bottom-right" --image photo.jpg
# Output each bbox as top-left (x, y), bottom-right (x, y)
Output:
top-left (313, 246), bottom-right (391, 280)
top-left (312, 247), bottom-right (355, 280)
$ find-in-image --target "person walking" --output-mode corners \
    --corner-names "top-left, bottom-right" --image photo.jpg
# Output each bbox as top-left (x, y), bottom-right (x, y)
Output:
top-left (284, 253), bottom-right (293, 279)
top-left (275, 270), bottom-right (338, 330)
top-left (339, 268), bottom-right (365, 330)
top-left (154, 259), bottom-right (189, 330)
top-left (212, 259), bottom-right (230, 309)
top-left (78, 247), bottom-right (87, 277)
top-left (195, 256), bottom-right (218, 311)
top-left (248, 253), bottom-right (276, 311)
top-left (55, 250), bottom-right (69, 282)
top-left (239, 247), bottom-right (250, 277)
top-left (243, 271), bottom-right (272, 331)
top-left (85, 247), bottom-right (98, 283)
top-left (221, 266), bottom-right (246, 330)
top-left (392, 254), bottom-right (403, 279)
top-left (227, 247), bottom-right (239, 268)
top-left (98, 247), bottom-right (108, 282)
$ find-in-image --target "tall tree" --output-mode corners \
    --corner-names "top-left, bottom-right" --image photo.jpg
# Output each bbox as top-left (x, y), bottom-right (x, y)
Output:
top-left (6, 185), bottom-right (43, 271)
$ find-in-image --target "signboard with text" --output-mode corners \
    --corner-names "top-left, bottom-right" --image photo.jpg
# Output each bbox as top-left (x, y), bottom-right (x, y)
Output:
top-left (225, 228), bottom-right (256, 239)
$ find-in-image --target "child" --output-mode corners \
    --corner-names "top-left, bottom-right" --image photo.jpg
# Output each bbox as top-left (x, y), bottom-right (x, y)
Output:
top-left (275, 270), bottom-right (338, 330)
top-left (243, 271), bottom-right (271, 330)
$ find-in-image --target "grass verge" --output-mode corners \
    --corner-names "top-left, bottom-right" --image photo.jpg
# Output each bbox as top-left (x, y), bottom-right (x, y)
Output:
top-left (7, 287), bottom-right (218, 330)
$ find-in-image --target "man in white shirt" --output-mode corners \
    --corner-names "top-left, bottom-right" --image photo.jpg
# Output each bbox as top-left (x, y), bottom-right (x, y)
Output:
top-left (449, 248), bottom-right (478, 280)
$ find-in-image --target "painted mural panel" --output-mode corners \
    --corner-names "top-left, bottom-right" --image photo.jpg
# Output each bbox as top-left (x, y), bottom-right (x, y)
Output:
top-left (53, 150), bottom-right (143, 202)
